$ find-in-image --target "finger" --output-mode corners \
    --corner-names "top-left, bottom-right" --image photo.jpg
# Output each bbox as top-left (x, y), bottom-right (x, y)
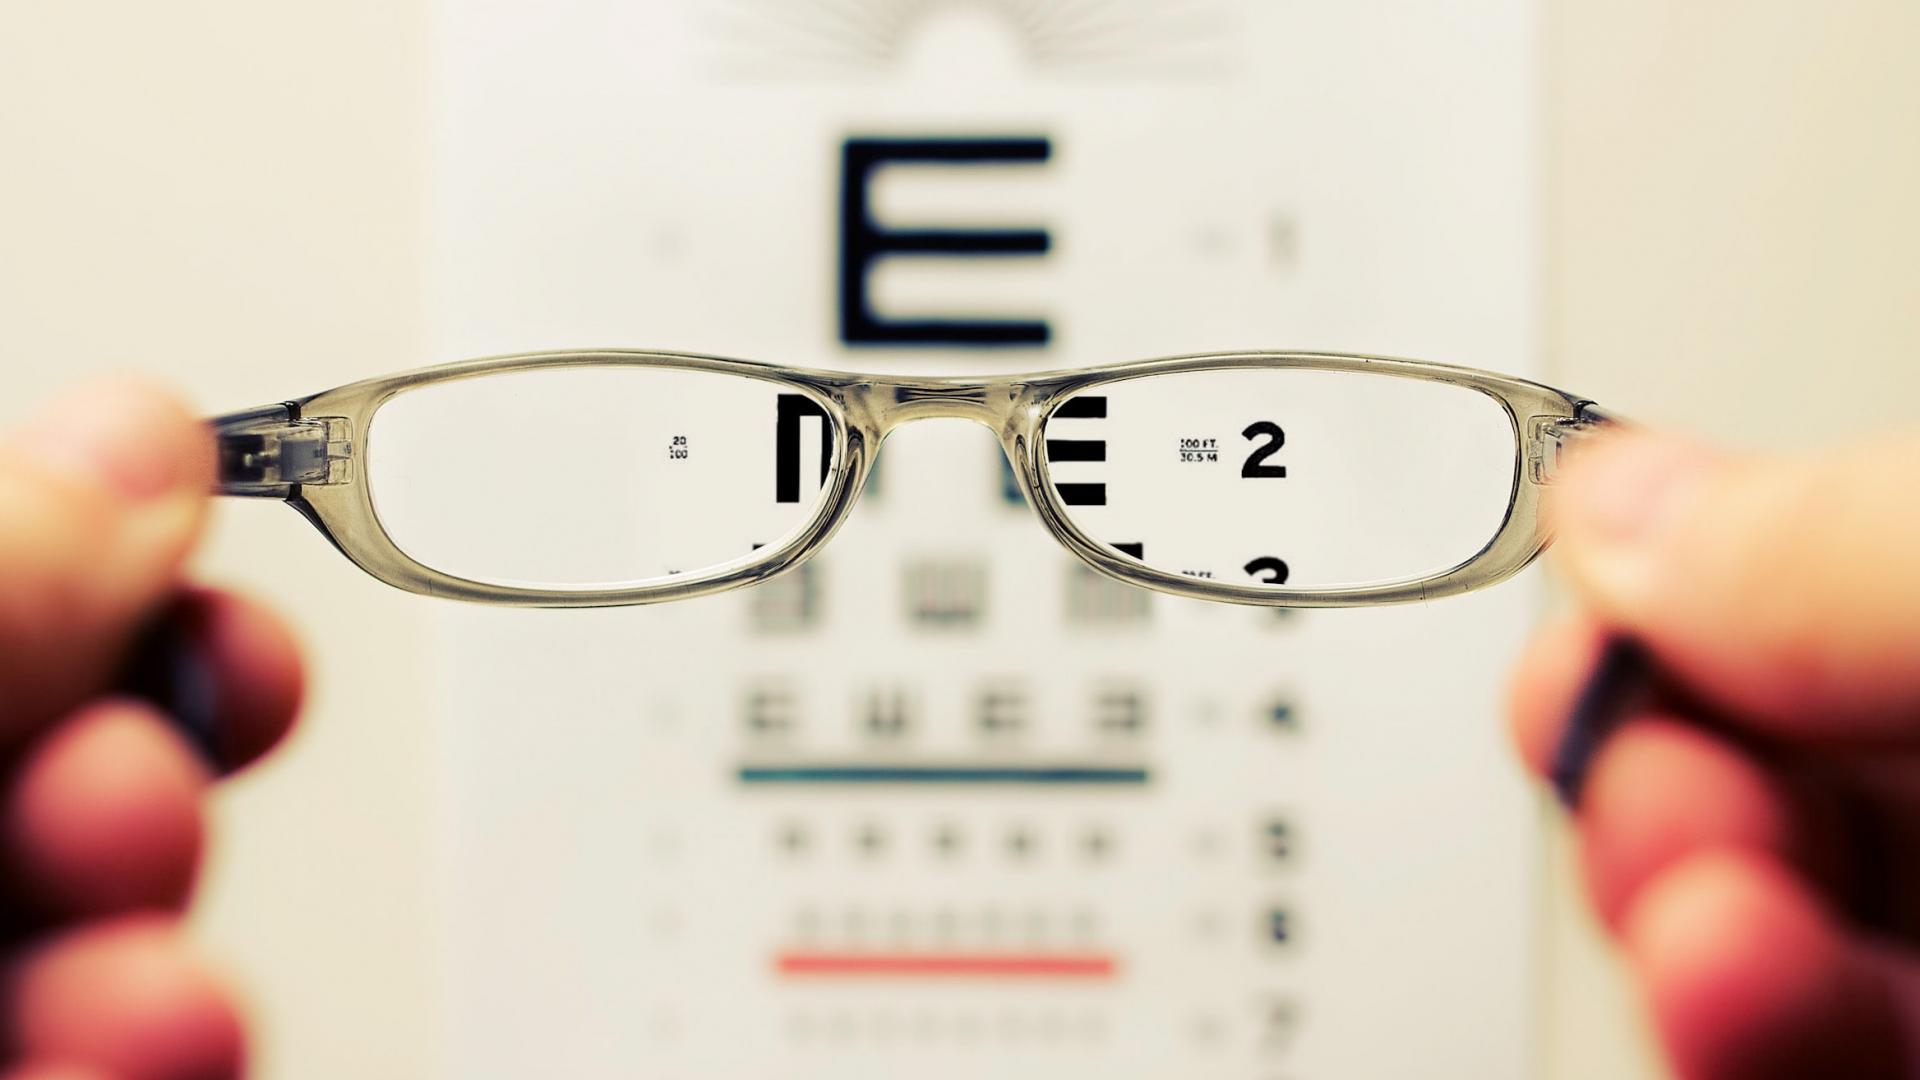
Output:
top-left (0, 382), bottom-right (213, 741)
top-left (1505, 609), bottom-right (1610, 776)
top-left (1, 1066), bottom-right (113, 1080)
top-left (1624, 849), bottom-right (1907, 1080)
top-left (5, 915), bottom-right (244, 1080)
top-left (1, 1067), bottom-right (113, 1080)
top-left (1508, 616), bottom-right (1912, 935)
top-left (0, 701), bottom-right (208, 921)
top-left (117, 589), bottom-right (303, 773)
top-left (1549, 430), bottom-right (1920, 742)
top-left (1572, 715), bottom-right (1804, 931)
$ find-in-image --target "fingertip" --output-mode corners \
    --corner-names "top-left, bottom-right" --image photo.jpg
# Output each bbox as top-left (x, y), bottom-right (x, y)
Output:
top-left (1547, 428), bottom-right (1721, 556)
top-left (1, 1065), bottom-right (115, 1080)
top-left (1506, 611), bottom-right (1608, 777)
top-left (0, 701), bottom-right (208, 919)
top-left (0, 380), bottom-right (215, 737)
top-left (7, 915), bottom-right (245, 1080)
top-left (117, 589), bottom-right (304, 773)
top-left (8, 379), bottom-right (212, 508)
top-left (1575, 718), bottom-right (1795, 930)
top-left (1540, 427), bottom-right (1722, 652)
top-left (189, 589), bottom-right (303, 771)
top-left (1623, 849), bottom-right (1905, 1080)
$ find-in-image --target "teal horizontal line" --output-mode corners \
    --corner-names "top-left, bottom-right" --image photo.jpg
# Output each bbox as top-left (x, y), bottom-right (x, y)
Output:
top-left (737, 764), bottom-right (1150, 786)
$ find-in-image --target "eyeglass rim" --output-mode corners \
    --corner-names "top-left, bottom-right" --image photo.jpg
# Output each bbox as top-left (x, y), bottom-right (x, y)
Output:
top-left (223, 349), bottom-right (1596, 608)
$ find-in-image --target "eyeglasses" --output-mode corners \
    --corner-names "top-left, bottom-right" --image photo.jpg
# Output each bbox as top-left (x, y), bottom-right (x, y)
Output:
top-left (211, 350), bottom-right (1611, 608)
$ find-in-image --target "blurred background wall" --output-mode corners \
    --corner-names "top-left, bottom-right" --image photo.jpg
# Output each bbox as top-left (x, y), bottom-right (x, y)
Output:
top-left (1542, 4), bottom-right (1920, 1077)
top-left (3, 2), bottom-right (1917, 1077)
top-left (0, 5), bottom-right (439, 1077)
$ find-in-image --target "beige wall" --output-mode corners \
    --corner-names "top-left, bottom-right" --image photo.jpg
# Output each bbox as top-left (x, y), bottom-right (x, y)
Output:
top-left (1542, 3), bottom-right (1920, 1079)
top-left (0, 4), bottom-right (437, 1077)
top-left (4, 3), bottom-right (1917, 1077)
top-left (1548, 0), bottom-right (1920, 441)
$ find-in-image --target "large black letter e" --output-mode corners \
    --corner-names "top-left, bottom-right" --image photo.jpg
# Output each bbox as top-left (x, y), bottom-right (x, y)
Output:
top-left (839, 136), bottom-right (1051, 347)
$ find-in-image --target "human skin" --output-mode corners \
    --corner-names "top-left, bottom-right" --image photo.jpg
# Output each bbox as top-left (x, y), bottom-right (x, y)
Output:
top-left (1510, 429), bottom-right (1920, 1079)
top-left (0, 382), bottom-right (302, 1080)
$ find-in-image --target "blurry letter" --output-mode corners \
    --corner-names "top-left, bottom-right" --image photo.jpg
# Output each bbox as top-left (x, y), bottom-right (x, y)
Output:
top-left (838, 136), bottom-right (1051, 346)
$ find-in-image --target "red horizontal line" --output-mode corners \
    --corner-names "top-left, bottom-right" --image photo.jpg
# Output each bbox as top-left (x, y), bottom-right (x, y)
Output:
top-left (776, 951), bottom-right (1117, 979)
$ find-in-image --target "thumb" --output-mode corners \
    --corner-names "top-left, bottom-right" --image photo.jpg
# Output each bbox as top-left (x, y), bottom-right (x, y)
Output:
top-left (0, 381), bottom-right (213, 738)
top-left (1549, 428), bottom-right (1920, 743)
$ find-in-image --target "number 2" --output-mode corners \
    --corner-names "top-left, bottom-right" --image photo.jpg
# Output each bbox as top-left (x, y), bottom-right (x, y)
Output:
top-left (1241, 421), bottom-right (1286, 478)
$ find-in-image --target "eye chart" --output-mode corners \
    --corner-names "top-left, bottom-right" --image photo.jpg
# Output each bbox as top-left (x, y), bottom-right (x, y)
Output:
top-left (429, 3), bottom-right (1543, 1078)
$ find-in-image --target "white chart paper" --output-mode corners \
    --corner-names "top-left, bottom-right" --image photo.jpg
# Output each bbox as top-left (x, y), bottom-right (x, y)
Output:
top-left (429, 3), bottom-right (1542, 1077)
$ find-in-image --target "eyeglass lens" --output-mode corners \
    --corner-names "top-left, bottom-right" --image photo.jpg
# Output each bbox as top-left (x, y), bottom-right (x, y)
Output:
top-left (1041, 369), bottom-right (1519, 590)
top-left (362, 366), bottom-right (839, 589)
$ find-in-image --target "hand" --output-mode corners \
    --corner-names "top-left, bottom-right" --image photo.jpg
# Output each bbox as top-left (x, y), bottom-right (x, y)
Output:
top-left (0, 382), bottom-right (302, 1080)
top-left (1509, 429), bottom-right (1920, 1079)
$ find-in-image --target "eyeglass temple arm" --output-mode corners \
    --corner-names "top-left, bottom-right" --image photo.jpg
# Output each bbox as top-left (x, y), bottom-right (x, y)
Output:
top-left (207, 403), bottom-right (352, 498)
top-left (1530, 400), bottom-right (1619, 483)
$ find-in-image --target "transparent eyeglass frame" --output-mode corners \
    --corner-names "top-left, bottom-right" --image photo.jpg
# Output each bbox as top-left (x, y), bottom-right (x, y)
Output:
top-left (212, 350), bottom-right (1613, 609)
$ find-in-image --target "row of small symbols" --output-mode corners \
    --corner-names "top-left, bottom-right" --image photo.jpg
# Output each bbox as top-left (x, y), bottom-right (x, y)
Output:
top-left (744, 683), bottom-right (1151, 740)
top-left (633, 902), bottom-right (1291, 948)
top-left (775, 820), bottom-right (1120, 864)
top-left (744, 686), bottom-right (1301, 741)
top-left (789, 905), bottom-right (1100, 946)
top-left (786, 1010), bottom-right (1109, 1047)
top-left (782, 1004), bottom-right (1301, 1053)
top-left (771, 816), bottom-right (1298, 868)
top-left (750, 560), bottom-right (1302, 639)
top-left (780, 902), bottom-right (1294, 950)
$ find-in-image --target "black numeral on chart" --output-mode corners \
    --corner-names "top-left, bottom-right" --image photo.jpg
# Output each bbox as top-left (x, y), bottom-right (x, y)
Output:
top-left (1244, 556), bottom-right (1289, 585)
top-left (1241, 420), bottom-right (1287, 478)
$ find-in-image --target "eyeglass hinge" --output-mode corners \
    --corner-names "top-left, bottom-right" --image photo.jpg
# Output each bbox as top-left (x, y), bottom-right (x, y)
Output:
top-left (212, 405), bottom-right (353, 497)
top-left (1528, 403), bottom-right (1613, 484)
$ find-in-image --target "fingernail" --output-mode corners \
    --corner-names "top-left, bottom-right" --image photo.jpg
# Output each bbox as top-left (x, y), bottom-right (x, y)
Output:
top-left (1559, 434), bottom-right (1709, 545)
top-left (14, 383), bottom-right (194, 501)
top-left (117, 599), bottom-right (223, 769)
top-left (1553, 435), bottom-right (1715, 604)
top-left (1549, 637), bottom-right (1653, 808)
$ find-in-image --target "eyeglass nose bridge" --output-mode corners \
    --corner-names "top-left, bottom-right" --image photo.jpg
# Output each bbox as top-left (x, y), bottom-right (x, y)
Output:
top-left (842, 376), bottom-right (1040, 442)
